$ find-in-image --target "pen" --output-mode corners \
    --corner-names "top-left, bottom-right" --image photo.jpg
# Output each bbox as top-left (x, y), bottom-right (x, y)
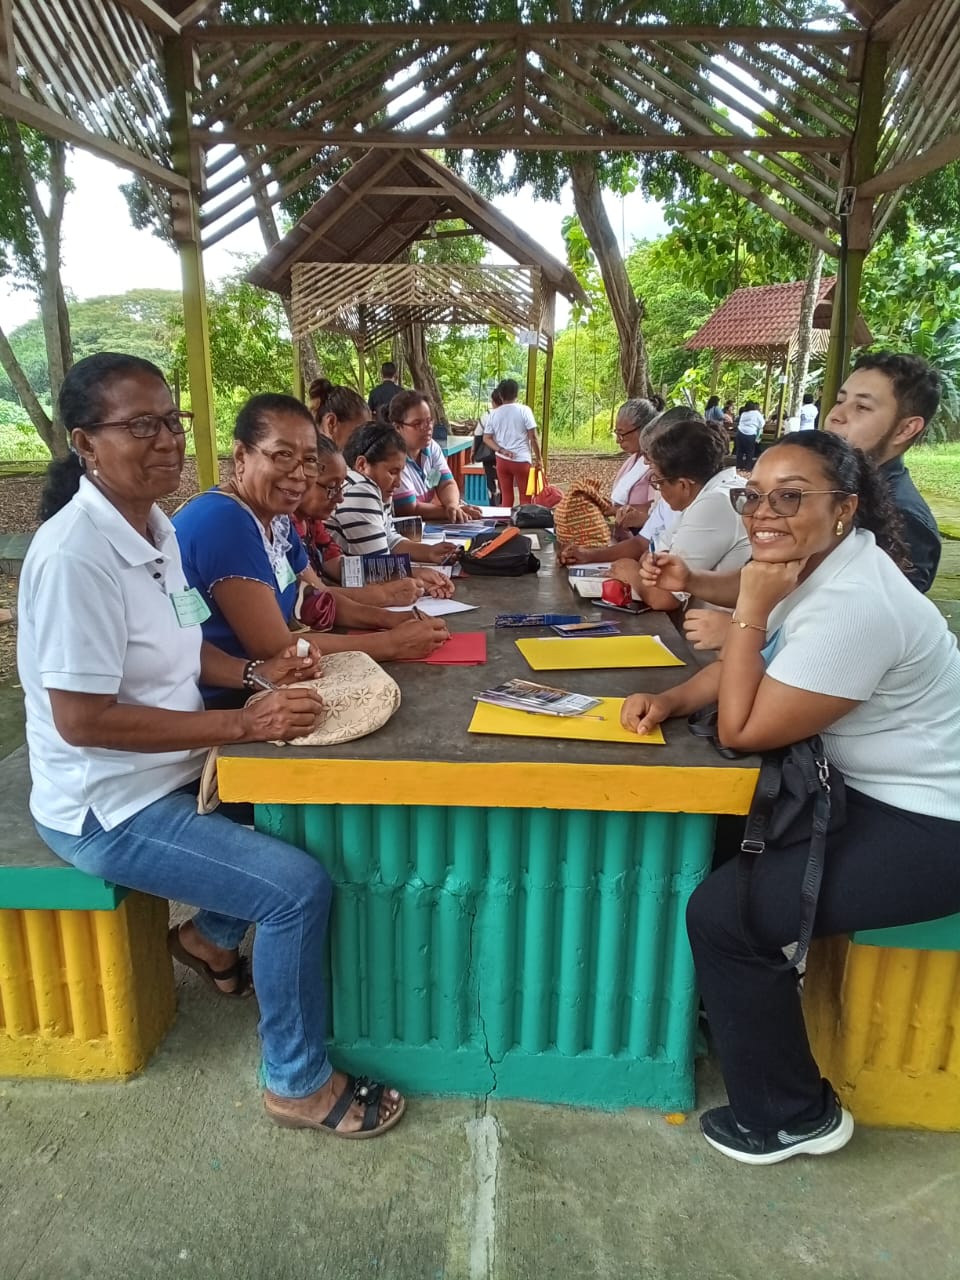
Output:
top-left (250, 671), bottom-right (280, 693)
top-left (413, 605), bottom-right (426, 621)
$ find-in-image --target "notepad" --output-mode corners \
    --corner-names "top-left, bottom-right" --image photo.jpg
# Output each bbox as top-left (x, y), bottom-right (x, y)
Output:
top-left (515, 635), bottom-right (684, 670)
top-left (418, 632), bottom-right (487, 665)
top-left (468, 698), bottom-right (665, 744)
top-left (385, 598), bottom-right (478, 616)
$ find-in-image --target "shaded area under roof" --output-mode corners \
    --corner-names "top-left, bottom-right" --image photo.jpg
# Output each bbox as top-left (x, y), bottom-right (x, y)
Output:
top-left (685, 277), bottom-right (873, 361)
top-left (246, 148), bottom-right (587, 309)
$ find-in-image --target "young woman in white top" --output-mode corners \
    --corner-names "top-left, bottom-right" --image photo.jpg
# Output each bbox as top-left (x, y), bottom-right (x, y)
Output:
top-left (734, 400), bottom-right (765, 470)
top-left (621, 429), bottom-right (960, 1165)
top-left (609, 418), bottom-right (749, 611)
top-left (19, 352), bottom-right (406, 1138)
top-left (481, 377), bottom-right (544, 507)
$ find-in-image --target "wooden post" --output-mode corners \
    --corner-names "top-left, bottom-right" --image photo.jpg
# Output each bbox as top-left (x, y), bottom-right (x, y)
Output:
top-left (525, 341), bottom-right (539, 413)
top-left (822, 39), bottom-right (888, 413)
top-left (541, 340), bottom-right (554, 467)
top-left (776, 355), bottom-right (789, 437)
top-left (165, 37), bottom-right (217, 491)
top-left (293, 356), bottom-right (305, 402)
top-left (709, 350), bottom-right (722, 396)
top-left (762, 356), bottom-right (773, 414)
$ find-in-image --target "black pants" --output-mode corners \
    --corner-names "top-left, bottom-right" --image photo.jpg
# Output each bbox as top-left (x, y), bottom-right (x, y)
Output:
top-left (734, 430), bottom-right (757, 469)
top-left (687, 788), bottom-right (960, 1130)
top-left (482, 458), bottom-right (500, 503)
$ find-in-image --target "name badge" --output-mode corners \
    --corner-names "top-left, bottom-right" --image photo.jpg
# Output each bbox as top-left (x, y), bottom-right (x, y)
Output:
top-left (275, 558), bottom-right (296, 590)
top-left (425, 469), bottom-right (443, 490)
top-left (170, 587), bottom-right (212, 628)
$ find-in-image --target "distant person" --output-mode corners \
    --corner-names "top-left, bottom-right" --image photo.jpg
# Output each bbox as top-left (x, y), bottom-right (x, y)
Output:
top-left (368, 362), bottom-right (404, 417)
top-left (799, 392), bottom-right (819, 429)
top-left (474, 389), bottom-right (504, 504)
top-left (705, 395), bottom-right (725, 427)
top-left (735, 400), bottom-right (764, 470)
top-left (482, 377), bottom-right (544, 508)
top-left (824, 351), bottom-right (942, 592)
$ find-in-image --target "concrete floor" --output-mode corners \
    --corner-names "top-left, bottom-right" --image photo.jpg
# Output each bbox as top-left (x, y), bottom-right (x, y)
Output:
top-left (2, 958), bottom-right (959, 1280)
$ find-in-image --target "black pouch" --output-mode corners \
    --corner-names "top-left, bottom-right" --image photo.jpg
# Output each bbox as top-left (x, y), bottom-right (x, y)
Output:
top-left (459, 530), bottom-right (540, 576)
top-left (512, 504), bottom-right (554, 529)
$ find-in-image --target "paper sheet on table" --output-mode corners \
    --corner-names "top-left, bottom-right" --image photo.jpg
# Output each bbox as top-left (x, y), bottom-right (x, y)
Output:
top-left (516, 635), bottom-right (684, 670)
top-left (469, 698), bottom-right (665, 744)
top-left (385, 597), bottom-right (478, 616)
top-left (478, 506), bottom-right (513, 520)
top-left (420, 632), bottom-right (487, 665)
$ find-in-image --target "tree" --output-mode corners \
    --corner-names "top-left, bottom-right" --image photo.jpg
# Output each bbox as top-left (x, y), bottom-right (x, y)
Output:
top-left (0, 121), bottom-right (72, 457)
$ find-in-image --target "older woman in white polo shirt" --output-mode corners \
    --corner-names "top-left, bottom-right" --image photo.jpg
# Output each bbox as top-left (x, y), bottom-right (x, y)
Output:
top-left (620, 429), bottom-right (960, 1166)
top-left (17, 352), bottom-right (405, 1140)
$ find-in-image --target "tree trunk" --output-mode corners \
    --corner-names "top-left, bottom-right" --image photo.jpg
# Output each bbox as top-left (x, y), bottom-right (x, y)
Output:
top-left (789, 245), bottom-right (825, 419)
top-left (402, 323), bottom-right (448, 424)
top-left (568, 156), bottom-right (651, 399)
top-left (0, 322), bottom-right (63, 455)
top-left (246, 157), bottom-right (322, 389)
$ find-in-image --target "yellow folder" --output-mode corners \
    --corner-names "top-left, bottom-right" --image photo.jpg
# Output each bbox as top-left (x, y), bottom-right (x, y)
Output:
top-left (468, 698), bottom-right (665, 744)
top-left (515, 635), bottom-right (684, 671)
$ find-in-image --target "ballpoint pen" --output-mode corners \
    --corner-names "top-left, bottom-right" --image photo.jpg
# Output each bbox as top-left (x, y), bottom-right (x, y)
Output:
top-left (249, 670), bottom-right (280, 693)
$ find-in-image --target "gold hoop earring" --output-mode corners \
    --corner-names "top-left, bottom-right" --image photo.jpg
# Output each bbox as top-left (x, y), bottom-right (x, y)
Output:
top-left (835, 520), bottom-right (844, 536)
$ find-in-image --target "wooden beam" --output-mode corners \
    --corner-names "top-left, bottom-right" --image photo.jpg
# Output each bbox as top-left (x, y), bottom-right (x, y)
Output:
top-left (175, 0), bottom-right (219, 23)
top-left (858, 129), bottom-right (960, 195)
top-left (0, 0), bottom-right (15, 88)
top-left (113, 0), bottom-right (181, 37)
top-left (193, 126), bottom-right (848, 154)
top-left (0, 84), bottom-right (190, 190)
top-left (872, 0), bottom-right (936, 38)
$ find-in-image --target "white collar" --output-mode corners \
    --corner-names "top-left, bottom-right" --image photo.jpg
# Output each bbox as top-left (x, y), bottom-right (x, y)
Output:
top-left (73, 476), bottom-right (175, 567)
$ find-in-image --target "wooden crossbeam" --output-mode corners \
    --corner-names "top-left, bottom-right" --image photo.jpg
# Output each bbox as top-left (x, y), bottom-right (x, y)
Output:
top-left (873, 0), bottom-right (938, 38)
top-left (175, 0), bottom-right (218, 23)
top-left (112, 0), bottom-right (180, 37)
top-left (859, 129), bottom-right (960, 195)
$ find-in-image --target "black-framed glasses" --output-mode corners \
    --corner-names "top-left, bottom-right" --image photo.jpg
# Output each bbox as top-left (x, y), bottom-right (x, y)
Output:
top-left (248, 443), bottom-right (321, 477)
top-left (730, 486), bottom-right (850, 517)
top-left (614, 424), bottom-right (640, 440)
top-left (83, 410), bottom-right (193, 438)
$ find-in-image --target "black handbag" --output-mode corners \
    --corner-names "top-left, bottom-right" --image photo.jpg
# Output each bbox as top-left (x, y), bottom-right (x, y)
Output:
top-left (459, 530), bottom-right (540, 576)
top-left (688, 707), bottom-right (846, 970)
top-left (473, 437), bottom-right (495, 464)
top-left (512, 504), bottom-right (554, 529)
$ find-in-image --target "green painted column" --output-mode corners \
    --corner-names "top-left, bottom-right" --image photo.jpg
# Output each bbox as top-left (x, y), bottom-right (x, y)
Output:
top-left (165, 37), bottom-right (218, 492)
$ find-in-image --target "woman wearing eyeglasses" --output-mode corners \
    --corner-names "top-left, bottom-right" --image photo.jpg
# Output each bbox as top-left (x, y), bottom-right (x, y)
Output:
top-left (606, 399), bottom-right (660, 536)
top-left (607, 418), bottom-right (749, 610)
top-left (620, 430), bottom-right (960, 1165)
top-left (389, 391), bottom-right (482, 523)
top-left (18, 353), bottom-right (407, 1138)
top-left (173, 394), bottom-right (449, 699)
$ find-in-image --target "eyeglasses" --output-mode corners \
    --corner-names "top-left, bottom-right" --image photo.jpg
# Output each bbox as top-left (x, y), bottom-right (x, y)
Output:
top-left (729, 487), bottom-right (850, 517)
top-left (614, 424), bottom-right (640, 439)
top-left (248, 443), bottom-right (322, 477)
top-left (647, 473), bottom-right (675, 489)
top-left (401, 418), bottom-right (433, 430)
top-left (318, 480), bottom-right (347, 499)
top-left (83, 410), bottom-right (193, 438)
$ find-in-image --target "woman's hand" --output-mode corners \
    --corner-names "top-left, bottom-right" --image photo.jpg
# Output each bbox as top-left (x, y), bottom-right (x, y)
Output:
top-left (259, 642), bottom-right (323, 686)
top-left (615, 503), bottom-right (647, 529)
top-left (412, 566), bottom-right (455, 597)
top-left (609, 559), bottom-right (643, 590)
top-left (683, 609), bottom-right (733, 652)
top-left (371, 578), bottom-right (424, 607)
top-left (558, 544), bottom-right (592, 566)
top-left (620, 692), bottom-right (675, 737)
top-left (443, 504), bottom-right (469, 524)
top-left (460, 502), bottom-right (483, 519)
top-left (419, 541), bottom-right (460, 566)
top-left (387, 618), bottom-right (449, 659)
top-left (240, 687), bottom-right (324, 742)
top-left (736, 559), bottom-right (807, 622)
top-left (498, 447), bottom-right (515, 460)
top-left (638, 552), bottom-right (690, 593)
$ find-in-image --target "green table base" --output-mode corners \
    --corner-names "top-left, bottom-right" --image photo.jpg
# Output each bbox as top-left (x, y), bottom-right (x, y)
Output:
top-left (255, 802), bottom-right (715, 1111)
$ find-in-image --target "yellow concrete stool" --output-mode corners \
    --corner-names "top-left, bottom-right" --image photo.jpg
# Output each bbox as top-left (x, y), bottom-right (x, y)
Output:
top-left (0, 748), bottom-right (175, 1081)
top-left (804, 915), bottom-right (960, 1131)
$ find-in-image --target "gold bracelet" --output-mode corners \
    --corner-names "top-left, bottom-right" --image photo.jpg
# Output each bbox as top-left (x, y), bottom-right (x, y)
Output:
top-left (731, 613), bottom-right (767, 633)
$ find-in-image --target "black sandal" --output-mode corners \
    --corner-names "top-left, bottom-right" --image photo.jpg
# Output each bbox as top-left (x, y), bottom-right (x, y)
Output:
top-left (167, 925), bottom-right (255, 999)
top-left (265, 1074), bottom-right (406, 1140)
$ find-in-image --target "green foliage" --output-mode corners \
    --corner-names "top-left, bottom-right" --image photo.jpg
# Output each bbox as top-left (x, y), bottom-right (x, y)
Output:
top-left (907, 443), bottom-right (960, 504)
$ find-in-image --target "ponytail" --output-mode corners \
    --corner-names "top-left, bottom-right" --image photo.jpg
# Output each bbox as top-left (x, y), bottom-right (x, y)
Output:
top-left (38, 452), bottom-right (85, 522)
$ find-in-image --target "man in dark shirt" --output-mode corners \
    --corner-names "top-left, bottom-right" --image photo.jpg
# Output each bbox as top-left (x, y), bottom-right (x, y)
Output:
top-left (824, 351), bottom-right (942, 592)
top-left (368, 362), bottom-right (405, 417)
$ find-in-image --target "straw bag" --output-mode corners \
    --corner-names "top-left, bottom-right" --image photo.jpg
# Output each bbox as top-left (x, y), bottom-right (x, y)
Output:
top-left (197, 651), bottom-right (400, 813)
top-left (553, 478), bottom-right (611, 548)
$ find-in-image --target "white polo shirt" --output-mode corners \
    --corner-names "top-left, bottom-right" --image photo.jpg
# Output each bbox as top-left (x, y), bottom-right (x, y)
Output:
top-left (17, 477), bottom-right (206, 834)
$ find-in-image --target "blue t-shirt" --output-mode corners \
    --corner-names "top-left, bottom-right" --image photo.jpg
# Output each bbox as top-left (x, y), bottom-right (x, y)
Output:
top-left (172, 490), bottom-right (308, 672)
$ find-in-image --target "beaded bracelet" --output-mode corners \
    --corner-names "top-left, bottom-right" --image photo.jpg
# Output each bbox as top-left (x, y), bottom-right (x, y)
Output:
top-left (242, 659), bottom-right (266, 690)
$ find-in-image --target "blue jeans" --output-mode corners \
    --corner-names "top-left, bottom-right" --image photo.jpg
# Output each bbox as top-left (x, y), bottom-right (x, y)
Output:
top-left (36, 789), bottom-right (333, 1098)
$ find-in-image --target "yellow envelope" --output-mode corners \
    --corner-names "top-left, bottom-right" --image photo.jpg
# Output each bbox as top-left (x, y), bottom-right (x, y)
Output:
top-left (515, 635), bottom-right (684, 671)
top-left (468, 698), bottom-right (665, 745)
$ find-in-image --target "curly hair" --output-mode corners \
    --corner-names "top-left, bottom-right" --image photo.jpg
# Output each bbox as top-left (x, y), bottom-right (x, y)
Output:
top-left (852, 351), bottom-right (941, 427)
top-left (769, 430), bottom-right (910, 571)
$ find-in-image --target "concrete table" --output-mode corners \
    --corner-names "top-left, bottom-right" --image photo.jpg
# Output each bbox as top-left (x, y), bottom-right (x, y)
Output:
top-left (218, 554), bottom-right (758, 1111)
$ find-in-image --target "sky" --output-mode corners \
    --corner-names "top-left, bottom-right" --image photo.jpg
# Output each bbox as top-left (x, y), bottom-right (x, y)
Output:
top-left (0, 148), bottom-right (668, 335)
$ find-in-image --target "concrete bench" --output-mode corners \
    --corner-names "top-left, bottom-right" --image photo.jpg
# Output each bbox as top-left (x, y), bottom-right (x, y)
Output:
top-left (0, 747), bottom-right (175, 1080)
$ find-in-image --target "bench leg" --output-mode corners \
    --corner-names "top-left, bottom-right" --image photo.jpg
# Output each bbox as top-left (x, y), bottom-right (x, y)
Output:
top-left (0, 892), bottom-right (175, 1080)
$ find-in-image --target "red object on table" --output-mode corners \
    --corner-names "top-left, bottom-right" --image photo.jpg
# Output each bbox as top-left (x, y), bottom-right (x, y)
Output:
top-left (348, 631), bottom-right (487, 665)
top-left (601, 579), bottom-right (633, 608)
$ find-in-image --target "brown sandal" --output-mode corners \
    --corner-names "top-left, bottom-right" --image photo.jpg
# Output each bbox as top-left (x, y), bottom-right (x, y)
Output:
top-left (264, 1074), bottom-right (406, 1139)
top-left (167, 925), bottom-right (255, 999)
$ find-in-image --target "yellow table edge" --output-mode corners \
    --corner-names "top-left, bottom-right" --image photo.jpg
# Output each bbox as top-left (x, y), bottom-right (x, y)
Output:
top-left (218, 755), bottom-right (759, 815)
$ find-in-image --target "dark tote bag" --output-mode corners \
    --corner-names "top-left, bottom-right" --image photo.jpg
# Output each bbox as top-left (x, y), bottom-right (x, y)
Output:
top-left (689, 707), bottom-right (847, 970)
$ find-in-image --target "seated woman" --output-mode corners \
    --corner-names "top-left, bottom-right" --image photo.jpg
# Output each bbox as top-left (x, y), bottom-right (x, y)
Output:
top-left (389, 390), bottom-right (481, 524)
top-left (329, 423), bottom-right (463, 587)
top-left (293, 434), bottom-right (423, 608)
top-left (20, 352), bottom-right (405, 1138)
top-left (607, 398), bottom-right (661, 536)
top-left (608, 418), bottom-right (749, 612)
top-left (308, 378), bottom-right (371, 449)
top-left (173, 394), bottom-right (449, 704)
top-left (620, 430), bottom-right (960, 1165)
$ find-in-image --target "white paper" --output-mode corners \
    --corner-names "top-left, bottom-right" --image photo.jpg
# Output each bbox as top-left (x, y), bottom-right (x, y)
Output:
top-left (478, 506), bottom-right (513, 519)
top-left (385, 598), bottom-right (478, 616)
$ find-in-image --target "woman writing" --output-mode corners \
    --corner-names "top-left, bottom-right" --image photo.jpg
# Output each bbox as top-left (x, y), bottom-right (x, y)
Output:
top-left (621, 430), bottom-right (960, 1164)
top-left (18, 353), bottom-right (406, 1138)
top-left (608, 418), bottom-right (749, 611)
top-left (389, 391), bottom-right (481, 523)
top-left (172, 394), bottom-right (448, 703)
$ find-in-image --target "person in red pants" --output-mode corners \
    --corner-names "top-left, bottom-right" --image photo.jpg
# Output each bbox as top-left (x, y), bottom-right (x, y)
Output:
top-left (481, 377), bottom-right (544, 507)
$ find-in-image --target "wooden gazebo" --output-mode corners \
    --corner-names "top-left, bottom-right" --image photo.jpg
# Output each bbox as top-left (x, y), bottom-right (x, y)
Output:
top-left (247, 148), bottom-right (588, 444)
top-left (2, 1), bottom-right (960, 485)
top-left (685, 277), bottom-right (873, 414)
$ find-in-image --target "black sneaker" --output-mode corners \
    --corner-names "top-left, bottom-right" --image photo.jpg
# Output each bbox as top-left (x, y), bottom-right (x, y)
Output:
top-left (700, 1092), bottom-right (854, 1165)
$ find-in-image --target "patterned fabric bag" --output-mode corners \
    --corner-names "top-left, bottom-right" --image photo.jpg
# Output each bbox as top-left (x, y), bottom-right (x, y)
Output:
top-left (553, 479), bottom-right (612, 548)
